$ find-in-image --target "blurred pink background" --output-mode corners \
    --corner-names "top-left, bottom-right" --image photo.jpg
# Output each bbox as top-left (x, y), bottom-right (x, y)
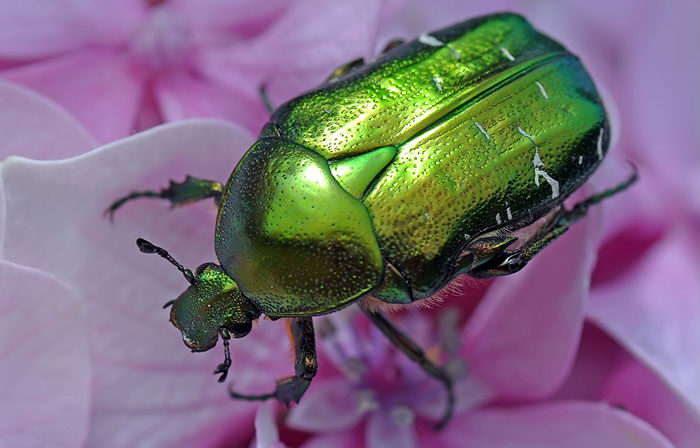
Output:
top-left (0, 1), bottom-right (697, 447)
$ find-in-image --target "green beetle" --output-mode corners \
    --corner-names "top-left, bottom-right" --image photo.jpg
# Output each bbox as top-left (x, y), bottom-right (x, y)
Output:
top-left (108, 12), bottom-right (636, 428)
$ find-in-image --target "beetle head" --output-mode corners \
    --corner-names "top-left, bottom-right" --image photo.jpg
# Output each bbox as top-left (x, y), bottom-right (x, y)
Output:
top-left (136, 238), bottom-right (260, 352)
top-left (170, 262), bottom-right (261, 351)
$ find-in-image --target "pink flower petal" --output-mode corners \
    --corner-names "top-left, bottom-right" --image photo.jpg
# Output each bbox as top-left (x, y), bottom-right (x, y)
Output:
top-left (255, 402), bottom-right (287, 448)
top-left (287, 378), bottom-right (365, 433)
top-left (1, 49), bottom-right (143, 143)
top-left (366, 409), bottom-right (417, 448)
top-left (316, 310), bottom-right (389, 377)
top-left (421, 401), bottom-right (673, 448)
top-left (554, 323), bottom-right (625, 401)
top-left (0, 79), bottom-right (96, 160)
top-left (300, 430), bottom-right (363, 448)
top-left (0, 0), bottom-right (145, 59)
top-left (604, 356), bottom-right (700, 448)
top-left (0, 260), bottom-right (91, 448)
top-left (0, 175), bottom-right (5, 248)
top-left (462, 211), bottom-right (600, 401)
top-left (202, 0), bottom-right (383, 106)
top-left (0, 120), bottom-right (291, 447)
top-left (169, 0), bottom-right (287, 37)
top-left (379, 0), bottom-right (520, 43)
top-left (557, 323), bottom-right (700, 448)
top-left (624, 0), bottom-right (700, 182)
top-left (156, 73), bottom-right (269, 135)
top-left (588, 227), bottom-right (700, 413)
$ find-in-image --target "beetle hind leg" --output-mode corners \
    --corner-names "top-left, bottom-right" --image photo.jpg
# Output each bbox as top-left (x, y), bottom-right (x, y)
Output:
top-left (229, 317), bottom-right (317, 406)
top-left (105, 175), bottom-right (223, 220)
top-left (363, 309), bottom-right (455, 430)
top-left (471, 169), bottom-right (638, 277)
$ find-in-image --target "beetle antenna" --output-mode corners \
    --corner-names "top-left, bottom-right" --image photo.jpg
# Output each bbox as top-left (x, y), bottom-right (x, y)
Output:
top-left (136, 238), bottom-right (195, 284)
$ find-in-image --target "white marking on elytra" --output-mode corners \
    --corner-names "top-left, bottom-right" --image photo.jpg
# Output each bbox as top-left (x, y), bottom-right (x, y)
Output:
top-left (496, 213), bottom-right (502, 225)
top-left (432, 76), bottom-right (443, 92)
top-left (534, 169), bottom-right (560, 199)
top-left (500, 46), bottom-right (515, 61)
top-left (578, 155), bottom-right (583, 165)
top-left (517, 126), bottom-right (535, 142)
top-left (518, 126), bottom-right (560, 199)
top-left (419, 33), bottom-right (444, 47)
top-left (475, 121), bottom-right (491, 140)
top-left (419, 33), bottom-right (460, 60)
top-left (535, 81), bottom-right (549, 99)
top-left (423, 212), bottom-right (430, 220)
top-left (506, 207), bottom-right (513, 220)
top-left (464, 234), bottom-right (471, 241)
top-left (596, 128), bottom-right (604, 160)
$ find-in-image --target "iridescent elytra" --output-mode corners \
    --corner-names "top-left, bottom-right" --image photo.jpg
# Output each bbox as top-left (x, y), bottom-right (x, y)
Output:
top-left (108, 12), bottom-right (636, 428)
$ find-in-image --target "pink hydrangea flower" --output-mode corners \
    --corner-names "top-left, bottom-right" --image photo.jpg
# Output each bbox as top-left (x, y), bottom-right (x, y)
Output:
top-left (0, 0), bottom-right (698, 447)
top-left (0, 260), bottom-right (90, 447)
top-left (382, 0), bottom-right (700, 444)
top-left (271, 216), bottom-right (693, 447)
top-left (0, 0), bottom-right (382, 144)
top-left (0, 88), bottom-right (294, 446)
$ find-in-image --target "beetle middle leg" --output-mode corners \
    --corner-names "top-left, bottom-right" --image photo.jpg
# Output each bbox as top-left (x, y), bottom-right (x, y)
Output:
top-left (362, 308), bottom-right (455, 430)
top-left (105, 175), bottom-right (223, 220)
top-left (229, 317), bottom-right (317, 405)
top-left (472, 169), bottom-right (638, 277)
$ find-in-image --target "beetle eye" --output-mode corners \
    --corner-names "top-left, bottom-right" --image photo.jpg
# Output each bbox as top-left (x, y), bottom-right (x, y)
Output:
top-left (229, 321), bottom-right (252, 338)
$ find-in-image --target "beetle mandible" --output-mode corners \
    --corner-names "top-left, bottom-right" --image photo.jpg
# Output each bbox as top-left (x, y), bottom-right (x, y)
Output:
top-left (108, 13), bottom-right (636, 429)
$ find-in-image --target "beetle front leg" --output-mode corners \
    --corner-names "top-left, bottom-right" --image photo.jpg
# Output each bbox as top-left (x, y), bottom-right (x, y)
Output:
top-left (213, 329), bottom-right (232, 382)
top-left (105, 175), bottom-right (223, 220)
top-left (230, 317), bottom-right (317, 405)
top-left (363, 309), bottom-right (455, 430)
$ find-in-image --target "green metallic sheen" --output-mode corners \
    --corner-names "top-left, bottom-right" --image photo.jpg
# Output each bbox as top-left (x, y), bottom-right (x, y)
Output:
top-left (329, 146), bottom-right (397, 198)
top-left (262, 14), bottom-right (568, 159)
top-left (215, 138), bottom-right (383, 317)
top-left (170, 265), bottom-right (257, 350)
top-left (214, 12), bottom-right (609, 313)
top-left (254, 12), bottom-right (608, 300)
top-left (107, 12), bottom-right (629, 417)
